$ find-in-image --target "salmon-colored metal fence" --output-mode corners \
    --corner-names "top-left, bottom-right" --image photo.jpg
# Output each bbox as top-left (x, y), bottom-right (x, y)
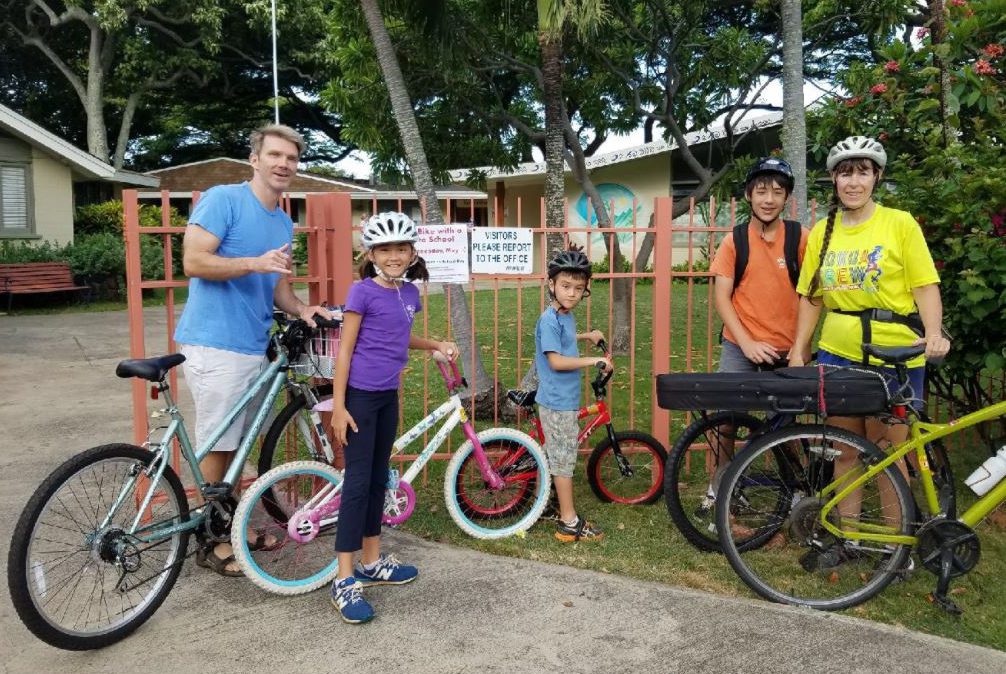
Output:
top-left (124, 190), bottom-right (829, 472)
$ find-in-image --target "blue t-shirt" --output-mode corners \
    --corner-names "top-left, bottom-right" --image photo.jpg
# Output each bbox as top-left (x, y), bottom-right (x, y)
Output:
top-left (174, 183), bottom-right (293, 355)
top-left (534, 306), bottom-right (581, 411)
top-left (345, 278), bottom-right (422, 391)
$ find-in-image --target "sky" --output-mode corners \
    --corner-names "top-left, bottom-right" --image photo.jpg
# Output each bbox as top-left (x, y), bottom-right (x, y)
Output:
top-left (331, 78), bottom-right (836, 180)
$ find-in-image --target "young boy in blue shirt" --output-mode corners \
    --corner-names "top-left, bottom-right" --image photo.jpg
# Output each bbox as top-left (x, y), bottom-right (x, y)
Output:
top-left (535, 249), bottom-right (611, 542)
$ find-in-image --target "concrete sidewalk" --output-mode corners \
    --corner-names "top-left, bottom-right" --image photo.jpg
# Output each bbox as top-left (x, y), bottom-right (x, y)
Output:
top-left (1, 309), bottom-right (1005, 674)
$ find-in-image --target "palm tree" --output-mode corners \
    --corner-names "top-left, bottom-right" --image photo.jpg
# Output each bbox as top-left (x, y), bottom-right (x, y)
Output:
top-left (781, 0), bottom-right (807, 221)
top-left (537, 1), bottom-right (634, 351)
top-left (359, 0), bottom-right (496, 409)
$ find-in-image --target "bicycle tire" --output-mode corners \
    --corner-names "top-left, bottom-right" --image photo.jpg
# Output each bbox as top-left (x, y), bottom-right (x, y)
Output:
top-left (7, 444), bottom-right (189, 650)
top-left (257, 384), bottom-right (334, 523)
top-left (454, 438), bottom-right (538, 519)
top-left (664, 412), bottom-right (762, 552)
top-left (233, 461), bottom-right (343, 595)
top-left (444, 428), bottom-right (550, 539)
top-left (717, 425), bottom-right (915, 611)
top-left (587, 430), bottom-right (668, 505)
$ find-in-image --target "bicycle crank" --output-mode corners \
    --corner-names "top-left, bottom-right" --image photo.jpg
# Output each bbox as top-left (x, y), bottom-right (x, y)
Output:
top-left (915, 518), bottom-right (980, 578)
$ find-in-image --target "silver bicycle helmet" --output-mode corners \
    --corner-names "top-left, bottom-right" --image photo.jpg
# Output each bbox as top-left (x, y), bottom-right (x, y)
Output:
top-left (826, 136), bottom-right (887, 171)
top-left (361, 212), bottom-right (419, 249)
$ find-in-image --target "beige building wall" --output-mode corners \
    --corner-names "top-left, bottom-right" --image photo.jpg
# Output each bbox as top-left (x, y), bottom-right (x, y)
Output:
top-left (31, 148), bottom-right (75, 245)
top-left (483, 152), bottom-right (727, 268)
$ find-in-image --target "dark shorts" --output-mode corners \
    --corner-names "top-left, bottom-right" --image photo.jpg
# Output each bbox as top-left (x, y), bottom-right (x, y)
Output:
top-left (817, 350), bottom-right (926, 410)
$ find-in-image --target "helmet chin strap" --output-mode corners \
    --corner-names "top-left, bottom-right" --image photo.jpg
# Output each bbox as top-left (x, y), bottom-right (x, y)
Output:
top-left (375, 267), bottom-right (406, 285)
top-left (751, 211), bottom-right (779, 234)
top-left (372, 251), bottom-right (417, 285)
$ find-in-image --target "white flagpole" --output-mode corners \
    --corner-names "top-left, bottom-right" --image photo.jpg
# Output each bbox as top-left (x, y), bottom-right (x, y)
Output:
top-left (271, 0), bottom-right (280, 123)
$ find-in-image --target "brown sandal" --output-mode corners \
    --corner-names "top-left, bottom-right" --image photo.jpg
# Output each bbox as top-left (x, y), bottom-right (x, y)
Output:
top-left (248, 531), bottom-right (281, 552)
top-left (196, 545), bottom-right (243, 577)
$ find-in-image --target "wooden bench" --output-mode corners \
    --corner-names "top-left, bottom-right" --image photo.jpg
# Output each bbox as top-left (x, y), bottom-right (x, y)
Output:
top-left (0, 262), bottom-right (90, 312)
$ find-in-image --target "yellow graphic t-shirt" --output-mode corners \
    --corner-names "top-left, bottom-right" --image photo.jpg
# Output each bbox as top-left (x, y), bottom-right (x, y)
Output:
top-left (796, 205), bottom-right (940, 368)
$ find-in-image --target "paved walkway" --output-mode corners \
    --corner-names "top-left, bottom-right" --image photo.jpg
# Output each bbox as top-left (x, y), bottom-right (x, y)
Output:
top-left (1, 308), bottom-right (1005, 673)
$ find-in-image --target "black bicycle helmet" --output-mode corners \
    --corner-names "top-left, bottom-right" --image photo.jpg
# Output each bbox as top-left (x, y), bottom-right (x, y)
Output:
top-left (547, 249), bottom-right (592, 280)
top-left (744, 157), bottom-right (795, 193)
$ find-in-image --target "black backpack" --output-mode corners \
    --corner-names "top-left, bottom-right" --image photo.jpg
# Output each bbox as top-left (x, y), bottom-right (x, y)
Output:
top-left (731, 219), bottom-right (803, 296)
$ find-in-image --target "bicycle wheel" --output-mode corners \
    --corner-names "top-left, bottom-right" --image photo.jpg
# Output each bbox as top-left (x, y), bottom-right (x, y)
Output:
top-left (233, 461), bottom-right (342, 595)
top-left (664, 411), bottom-right (762, 552)
top-left (7, 444), bottom-right (189, 650)
top-left (445, 428), bottom-right (550, 539)
top-left (257, 384), bottom-right (334, 522)
top-left (587, 431), bottom-right (668, 505)
top-left (717, 425), bottom-right (915, 611)
top-left (454, 438), bottom-right (538, 519)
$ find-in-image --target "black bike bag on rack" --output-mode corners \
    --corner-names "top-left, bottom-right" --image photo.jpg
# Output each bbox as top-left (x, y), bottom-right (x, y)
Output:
top-left (655, 366), bottom-right (891, 416)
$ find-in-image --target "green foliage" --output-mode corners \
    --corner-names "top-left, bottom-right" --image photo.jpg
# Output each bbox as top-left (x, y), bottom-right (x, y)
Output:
top-left (0, 240), bottom-right (68, 264)
top-left (74, 200), bottom-right (187, 236)
top-left (810, 0), bottom-right (1006, 410)
top-left (0, 231), bottom-right (169, 301)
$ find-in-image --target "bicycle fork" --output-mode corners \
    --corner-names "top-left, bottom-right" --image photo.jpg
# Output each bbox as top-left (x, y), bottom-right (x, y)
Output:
top-left (604, 423), bottom-right (635, 478)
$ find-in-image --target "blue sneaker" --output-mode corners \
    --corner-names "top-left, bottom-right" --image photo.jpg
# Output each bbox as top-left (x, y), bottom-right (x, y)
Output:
top-left (354, 553), bottom-right (418, 586)
top-left (330, 577), bottom-right (374, 624)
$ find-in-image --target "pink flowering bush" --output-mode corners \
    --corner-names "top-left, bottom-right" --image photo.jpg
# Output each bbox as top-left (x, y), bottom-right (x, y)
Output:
top-left (810, 0), bottom-right (1006, 386)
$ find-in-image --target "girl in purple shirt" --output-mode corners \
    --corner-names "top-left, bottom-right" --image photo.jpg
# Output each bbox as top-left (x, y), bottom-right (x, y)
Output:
top-left (328, 212), bottom-right (457, 624)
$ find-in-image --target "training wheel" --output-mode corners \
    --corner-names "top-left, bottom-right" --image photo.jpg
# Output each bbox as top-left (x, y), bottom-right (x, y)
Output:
top-left (382, 481), bottom-right (416, 526)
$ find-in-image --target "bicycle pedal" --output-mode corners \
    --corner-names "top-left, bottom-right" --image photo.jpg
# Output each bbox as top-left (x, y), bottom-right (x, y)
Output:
top-left (927, 592), bottom-right (963, 616)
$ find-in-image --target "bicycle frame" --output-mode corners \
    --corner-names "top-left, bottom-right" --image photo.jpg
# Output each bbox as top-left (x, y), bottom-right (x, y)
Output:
top-left (818, 398), bottom-right (1006, 545)
top-left (528, 400), bottom-right (611, 448)
top-left (388, 356), bottom-right (504, 489)
top-left (294, 354), bottom-right (507, 530)
top-left (102, 339), bottom-right (326, 545)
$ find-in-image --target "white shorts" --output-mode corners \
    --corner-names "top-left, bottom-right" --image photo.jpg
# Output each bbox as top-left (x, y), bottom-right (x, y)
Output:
top-left (178, 344), bottom-right (267, 453)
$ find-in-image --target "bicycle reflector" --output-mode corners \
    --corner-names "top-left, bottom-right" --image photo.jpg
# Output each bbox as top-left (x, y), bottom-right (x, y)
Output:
top-left (150, 385), bottom-right (159, 400)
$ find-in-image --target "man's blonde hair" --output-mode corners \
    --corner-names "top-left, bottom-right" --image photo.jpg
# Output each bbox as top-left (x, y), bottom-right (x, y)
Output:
top-left (250, 124), bottom-right (306, 157)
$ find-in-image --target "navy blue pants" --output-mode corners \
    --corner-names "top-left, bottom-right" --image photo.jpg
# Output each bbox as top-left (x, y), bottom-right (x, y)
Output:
top-left (334, 386), bottom-right (398, 553)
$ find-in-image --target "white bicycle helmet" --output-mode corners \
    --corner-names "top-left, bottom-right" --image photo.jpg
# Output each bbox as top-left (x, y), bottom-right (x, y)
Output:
top-left (826, 135), bottom-right (887, 171)
top-left (361, 212), bottom-right (418, 249)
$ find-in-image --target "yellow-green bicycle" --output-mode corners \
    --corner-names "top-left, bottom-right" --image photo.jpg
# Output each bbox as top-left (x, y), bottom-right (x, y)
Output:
top-left (716, 343), bottom-right (1006, 614)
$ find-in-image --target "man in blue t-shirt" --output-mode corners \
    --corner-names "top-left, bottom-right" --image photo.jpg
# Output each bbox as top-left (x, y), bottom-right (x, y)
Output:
top-left (174, 124), bottom-right (331, 576)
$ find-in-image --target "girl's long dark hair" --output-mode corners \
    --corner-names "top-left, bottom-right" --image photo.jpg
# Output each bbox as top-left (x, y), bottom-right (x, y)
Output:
top-left (806, 158), bottom-right (882, 300)
top-left (357, 249), bottom-right (430, 282)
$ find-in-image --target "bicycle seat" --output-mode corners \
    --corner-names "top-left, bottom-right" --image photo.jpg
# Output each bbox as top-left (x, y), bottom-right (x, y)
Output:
top-left (115, 354), bottom-right (186, 382)
top-left (506, 389), bottom-right (537, 408)
top-left (862, 344), bottom-right (926, 365)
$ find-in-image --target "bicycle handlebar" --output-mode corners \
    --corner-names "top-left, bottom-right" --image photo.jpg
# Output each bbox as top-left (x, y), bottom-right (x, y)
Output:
top-left (432, 349), bottom-right (466, 390)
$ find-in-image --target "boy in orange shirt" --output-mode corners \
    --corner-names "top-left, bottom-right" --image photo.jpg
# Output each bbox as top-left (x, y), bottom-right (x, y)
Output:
top-left (697, 158), bottom-right (808, 521)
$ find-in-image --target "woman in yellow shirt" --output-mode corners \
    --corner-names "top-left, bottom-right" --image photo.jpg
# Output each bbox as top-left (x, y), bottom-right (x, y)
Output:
top-left (788, 135), bottom-right (951, 569)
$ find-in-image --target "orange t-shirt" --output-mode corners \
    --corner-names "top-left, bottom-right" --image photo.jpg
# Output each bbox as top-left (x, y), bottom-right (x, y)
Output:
top-left (708, 222), bottom-right (809, 351)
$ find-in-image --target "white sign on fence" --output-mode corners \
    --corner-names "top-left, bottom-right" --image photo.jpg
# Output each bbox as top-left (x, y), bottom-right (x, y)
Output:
top-left (470, 227), bottom-right (534, 274)
top-left (415, 224), bottom-right (469, 283)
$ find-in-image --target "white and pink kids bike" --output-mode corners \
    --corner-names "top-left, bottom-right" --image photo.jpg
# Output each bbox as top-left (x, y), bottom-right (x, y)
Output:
top-left (232, 351), bottom-right (550, 594)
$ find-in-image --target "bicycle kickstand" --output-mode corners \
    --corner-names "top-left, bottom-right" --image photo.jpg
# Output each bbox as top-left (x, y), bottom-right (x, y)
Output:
top-left (927, 550), bottom-right (963, 616)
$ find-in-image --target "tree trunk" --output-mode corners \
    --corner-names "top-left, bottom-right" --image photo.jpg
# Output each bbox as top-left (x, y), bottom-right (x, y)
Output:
top-left (930, 0), bottom-right (955, 147)
top-left (359, 0), bottom-right (495, 405)
top-left (85, 29), bottom-right (110, 161)
top-left (540, 32), bottom-right (567, 258)
top-left (780, 0), bottom-right (807, 222)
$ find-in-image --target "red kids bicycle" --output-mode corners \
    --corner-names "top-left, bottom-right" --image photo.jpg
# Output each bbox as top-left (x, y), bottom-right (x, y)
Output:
top-left (507, 341), bottom-right (667, 505)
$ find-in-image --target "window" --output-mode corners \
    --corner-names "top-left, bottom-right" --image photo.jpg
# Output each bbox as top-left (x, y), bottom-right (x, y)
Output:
top-left (0, 163), bottom-right (32, 235)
